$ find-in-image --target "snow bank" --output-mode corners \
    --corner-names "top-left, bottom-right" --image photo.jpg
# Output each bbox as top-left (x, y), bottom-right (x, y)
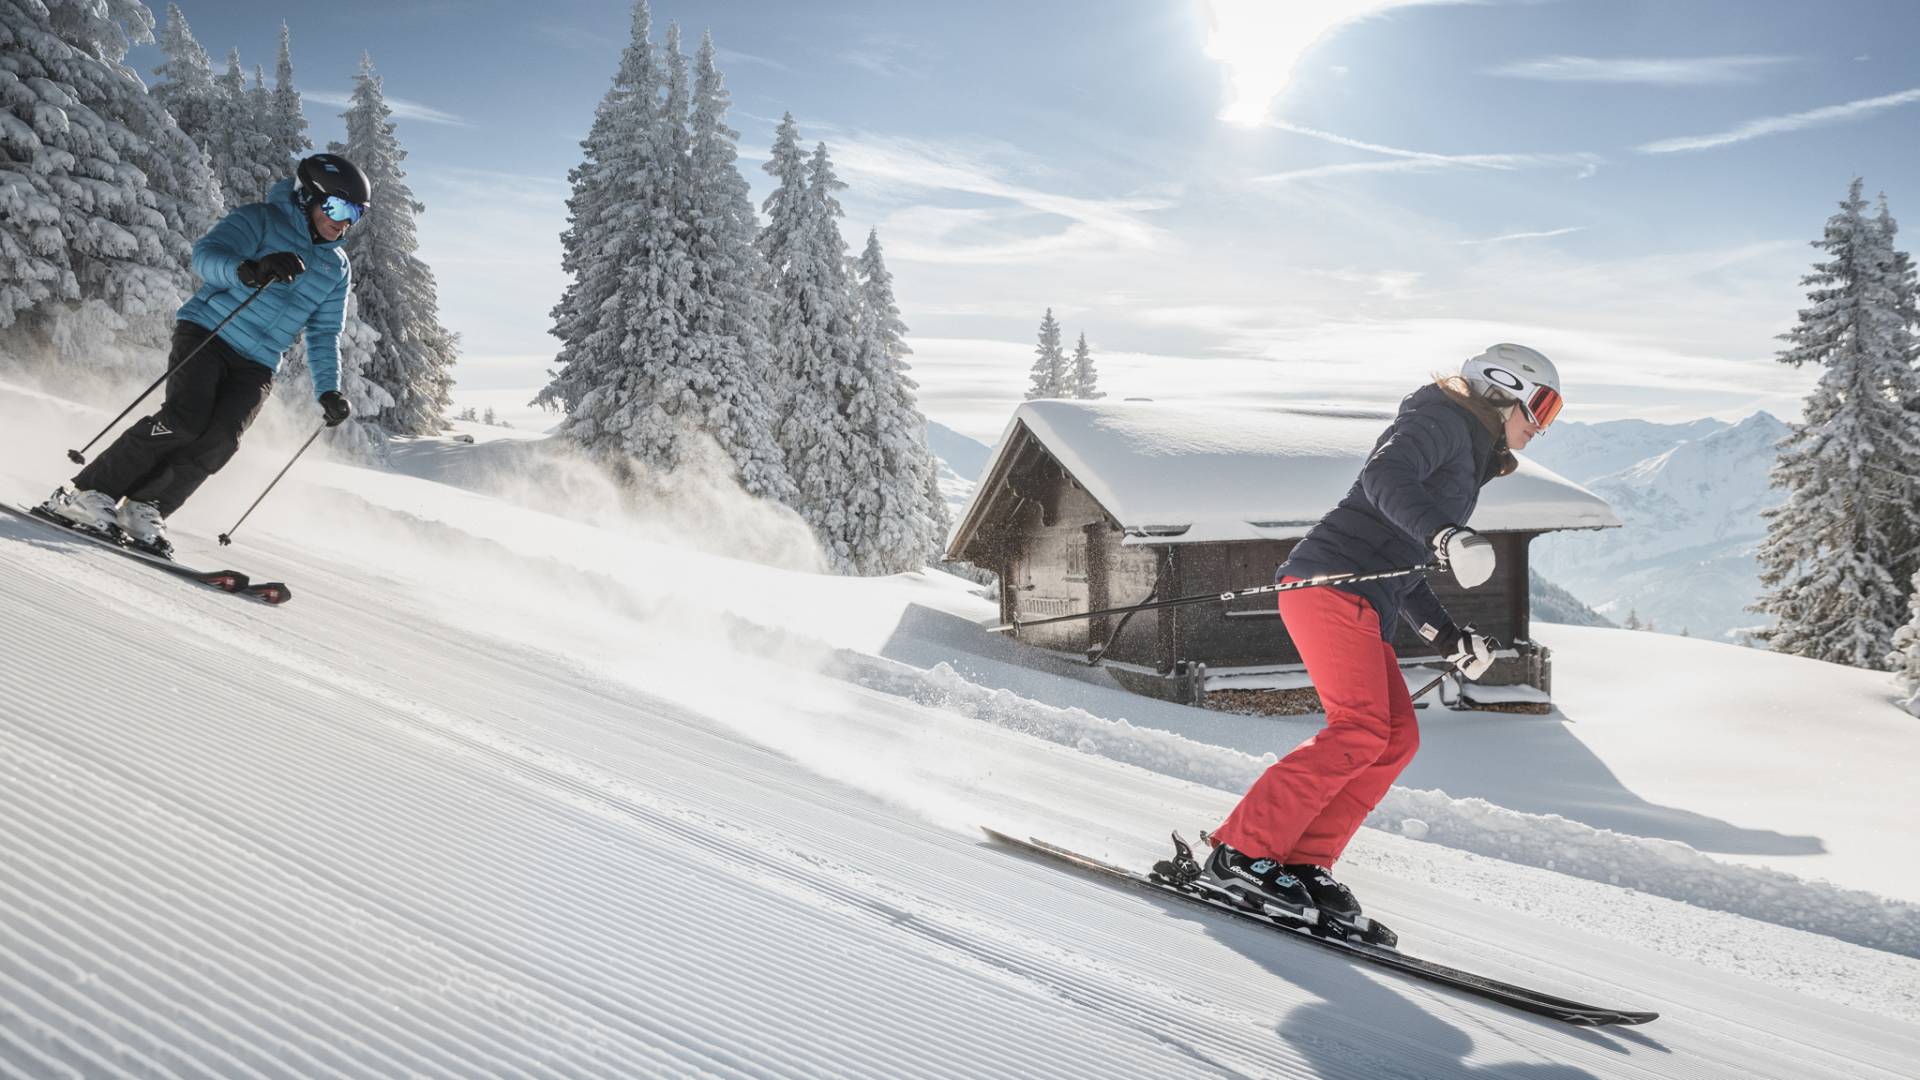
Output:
top-left (840, 653), bottom-right (1920, 959)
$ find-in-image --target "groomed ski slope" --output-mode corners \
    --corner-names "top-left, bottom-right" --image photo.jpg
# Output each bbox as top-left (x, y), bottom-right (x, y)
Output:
top-left (3, 385), bottom-right (1919, 1077)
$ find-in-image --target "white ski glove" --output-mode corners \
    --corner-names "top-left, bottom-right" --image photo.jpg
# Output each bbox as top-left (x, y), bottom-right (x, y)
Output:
top-left (1431, 525), bottom-right (1496, 588)
top-left (1428, 623), bottom-right (1500, 681)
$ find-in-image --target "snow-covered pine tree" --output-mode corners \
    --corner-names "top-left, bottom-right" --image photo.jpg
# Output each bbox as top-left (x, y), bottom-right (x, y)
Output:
top-left (1751, 179), bottom-right (1920, 669)
top-left (763, 138), bottom-right (868, 571)
top-left (209, 48), bottom-right (276, 206)
top-left (1890, 570), bottom-right (1920, 715)
top-left (853, 227), bottom-right (944, 571)
top-left (1067, 330), bottom-right (1103, 400)
top-left (269, 22), bottom-right (310, 171)
top-left (1872, 194), bottom-right (1920, 611)
top-left (0, 0), bottom-right (217, 358)
top-left (149, 3), bottom-right (219, 207)
top-left (536, 2), bottom-right (707, 479)
top-left (334, 52), bottom-right (457, 436)
top-left (536, 2), bottom-right (661, 428)
top-left (683, 31), bottom-right (794, 502)
top-left (1025, 308), bottom-right (1068, 399)
top-left (756, 112), bottom-right (809, 297)
top-left (249, 64), bottom-right (269, 153)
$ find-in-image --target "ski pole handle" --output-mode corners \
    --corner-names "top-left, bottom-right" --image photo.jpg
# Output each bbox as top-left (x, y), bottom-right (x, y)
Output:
top-left (218, 423), bottom-right (324, 547)
top-left (68, 282), bottom-right (271, 465)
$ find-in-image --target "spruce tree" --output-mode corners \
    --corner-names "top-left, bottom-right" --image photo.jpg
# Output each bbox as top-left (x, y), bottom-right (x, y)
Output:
top-left (1025, 308), bottom-right (1068, 398)
top-left (269, 22), bottom-right (311, 171)
top-left (684, 31), bottom-right (793, 501)
top-left (210, 48), bottom-right (276, 205)
top-left (0, 0), bottom-right (217, 351)
top-left (1752, 179), bottom-right (1920, 668)
top-left (149, 2), bottom-right (219, 207)
top-left (1890, 571), bottom-right (1920, 714)
top-left (765, 139), bottom-right (867, 571)
top-left (537, 1), bottom-right (665, 429)
top-left (854, 228), bottom-right (944, 571)
top-left (335, 53), bottom-right (458, 435)
top-left (756, 113), bottom-right (809, 294)
top-left (537, 1), bottom-right (709, 480)
top-left (1067, 331), bottom-right (1103, 400)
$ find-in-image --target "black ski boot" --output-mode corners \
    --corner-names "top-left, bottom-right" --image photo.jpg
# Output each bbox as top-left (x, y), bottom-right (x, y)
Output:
top-left (1284, 864), bottom-right (1362, 921)
top-left (1284, 863), bottom-right (1398, 947)
top-left (1202, 840), bottom-right (1317, 919)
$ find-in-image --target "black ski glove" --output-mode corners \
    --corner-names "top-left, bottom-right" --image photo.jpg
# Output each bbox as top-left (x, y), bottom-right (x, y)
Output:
top-left (238, 252), bottom-right (306, 288)
top-left (319, 391), bottom-right (351, 427)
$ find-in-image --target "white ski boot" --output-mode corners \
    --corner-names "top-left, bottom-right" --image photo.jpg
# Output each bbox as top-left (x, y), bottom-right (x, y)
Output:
top-left (117, 499), bottom-right (174, 560)
top-left (42, 488), bottom-right (121, 535)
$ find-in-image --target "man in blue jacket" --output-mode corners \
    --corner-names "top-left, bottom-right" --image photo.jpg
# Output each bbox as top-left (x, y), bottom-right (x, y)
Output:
top-left (42, 153), bottom-right (371, 559)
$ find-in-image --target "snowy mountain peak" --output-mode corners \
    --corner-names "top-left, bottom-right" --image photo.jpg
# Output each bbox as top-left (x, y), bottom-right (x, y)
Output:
top-left (1530, 411), bottom-right (1790, 641)
top-left (1524, 416), bottom-right (1733, 485)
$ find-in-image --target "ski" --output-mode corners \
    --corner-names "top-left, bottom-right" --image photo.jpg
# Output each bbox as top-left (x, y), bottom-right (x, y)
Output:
top-left (1, 502), bottom-right (292, 606)
top-left (982, 828), bottom-right (1658, 1028)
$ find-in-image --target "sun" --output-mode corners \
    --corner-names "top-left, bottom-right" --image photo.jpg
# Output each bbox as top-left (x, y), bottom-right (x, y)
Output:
top-left (1201, 0), bottom-right (1434, 127)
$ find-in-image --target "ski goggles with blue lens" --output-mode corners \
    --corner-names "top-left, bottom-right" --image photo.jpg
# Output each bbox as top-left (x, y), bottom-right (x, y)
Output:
top-left (318, 195), bottom-right (365, 225)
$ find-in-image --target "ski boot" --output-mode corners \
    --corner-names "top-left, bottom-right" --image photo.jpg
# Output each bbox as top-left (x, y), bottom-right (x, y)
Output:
top-left (1197, 837), bottom-right (1318, 923)
top-left (117, 499), bottom-right (174, 560)
top-left (1285, 863), bottom-right (1398, 948)
top-left (40, 488), bottom-right (123, 538)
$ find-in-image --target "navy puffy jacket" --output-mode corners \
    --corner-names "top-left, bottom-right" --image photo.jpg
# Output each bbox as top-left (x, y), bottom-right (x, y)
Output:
top-left (1279, 382), bottom-right (1512, 641)
top-left (175, 177), bottom-right (350, 397)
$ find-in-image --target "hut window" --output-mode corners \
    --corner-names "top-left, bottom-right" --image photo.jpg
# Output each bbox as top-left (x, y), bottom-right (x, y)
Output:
top-left (1066, 537), bottom-right (1088, 581)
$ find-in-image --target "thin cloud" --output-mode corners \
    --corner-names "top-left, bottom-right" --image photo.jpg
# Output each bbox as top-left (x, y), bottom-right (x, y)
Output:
top-left (1250, 121), bottom-right (1603, 183)
top-left (1487, 55), bottom-right (1797, 85)
top-left (1458, 226), bottom-right (1589, 245)
top-left (1638, 86), bottom-right (1920, 153)
top-left (306, 90), bottom-right (471, 128)
top-left (715, 47), bottom-right (793, 74)
top-left (839, 33), bottom-right (927, 80)
top-left (825, 132), bottom-right (1174, 260)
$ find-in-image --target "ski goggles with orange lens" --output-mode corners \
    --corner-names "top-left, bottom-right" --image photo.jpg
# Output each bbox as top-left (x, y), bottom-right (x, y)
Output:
top-left (319, 195), bottom-right (365, 225)
top-left (1523, 384), bottom-right (1564, 428)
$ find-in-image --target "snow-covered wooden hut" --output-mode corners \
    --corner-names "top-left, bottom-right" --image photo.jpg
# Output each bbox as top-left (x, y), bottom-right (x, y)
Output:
top-left (945, 399), bottom-right (1619, 708)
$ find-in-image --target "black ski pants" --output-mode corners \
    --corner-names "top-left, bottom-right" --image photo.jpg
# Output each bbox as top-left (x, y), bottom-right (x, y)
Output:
top-left (72, 321), bottom-right (275, 518)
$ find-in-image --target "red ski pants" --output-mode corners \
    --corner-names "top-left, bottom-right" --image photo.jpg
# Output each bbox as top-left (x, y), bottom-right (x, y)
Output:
top-left (1211, 579), bottom-right (1419, 867)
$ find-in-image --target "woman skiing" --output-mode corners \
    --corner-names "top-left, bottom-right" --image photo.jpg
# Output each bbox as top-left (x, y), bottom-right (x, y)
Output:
top-left (1203, 343), bottom-right (1565, 926)
top-left (41, 153), bottom-right (370, 559)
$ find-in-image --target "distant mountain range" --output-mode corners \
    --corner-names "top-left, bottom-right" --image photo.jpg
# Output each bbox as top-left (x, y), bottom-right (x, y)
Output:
top-left (1525, 412), bottom-right (1791, 642)
top-left (926, 420), bottom-right (989, 518)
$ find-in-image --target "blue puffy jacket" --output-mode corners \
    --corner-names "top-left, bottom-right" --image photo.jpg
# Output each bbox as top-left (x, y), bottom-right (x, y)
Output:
top-left (1279, 381), bottom-right (1515, 641)
top-left (176, 177), bottom-right (350, 397)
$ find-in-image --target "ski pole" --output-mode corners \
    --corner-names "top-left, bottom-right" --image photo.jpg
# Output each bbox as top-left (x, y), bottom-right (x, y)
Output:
top-left (218, 423), bottom-right (324, 547)
top-left (67, 282), bottom-right (271, 465)
top-left (986, 563), bottom-right (1438, 633)
top-left (1412, 664), bottom-right (1459, 702)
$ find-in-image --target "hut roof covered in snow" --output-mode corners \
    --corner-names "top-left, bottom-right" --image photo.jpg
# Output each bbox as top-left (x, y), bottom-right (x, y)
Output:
top-left (949, 399), bottom-right (1619, 555)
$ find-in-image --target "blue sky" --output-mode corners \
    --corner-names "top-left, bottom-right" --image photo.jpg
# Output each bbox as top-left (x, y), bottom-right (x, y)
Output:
top-left (129, 0), bottom-right (1920, 442)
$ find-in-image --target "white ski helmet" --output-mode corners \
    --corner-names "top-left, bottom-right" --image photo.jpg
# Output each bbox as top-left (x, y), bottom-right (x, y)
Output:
top-left (1462, 343), bottom-right (1563, 428)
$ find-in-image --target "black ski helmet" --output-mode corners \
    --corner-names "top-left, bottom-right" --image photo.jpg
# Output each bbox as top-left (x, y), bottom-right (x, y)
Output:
top-left (296, 153), bottom-right (372, 209)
